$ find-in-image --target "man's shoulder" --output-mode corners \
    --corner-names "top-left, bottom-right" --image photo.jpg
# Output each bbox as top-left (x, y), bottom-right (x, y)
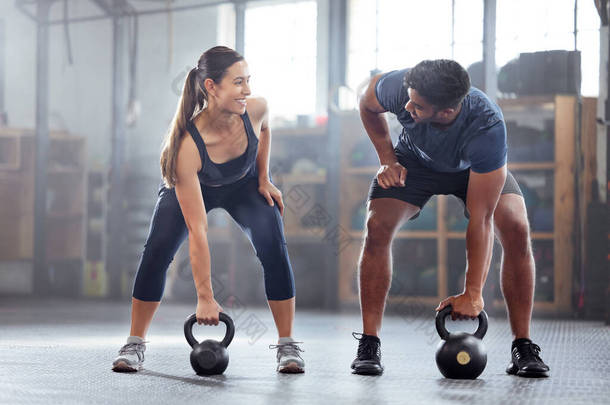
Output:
top-left (375, 69), bottom-right (410, 114)
top-left (466, 87), bottom-right (502, 115)
top-left (377, 68), bottom-right (410, 89)
top-left (463, 87), bottom-right (504, 128)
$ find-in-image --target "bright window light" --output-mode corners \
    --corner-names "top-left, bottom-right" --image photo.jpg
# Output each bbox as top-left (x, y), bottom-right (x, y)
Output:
top-left (347, 0), bottom-right (479, 92)
top-left (244, 1), bottom-right (317, 120)
top-left (348, 0), bottom-right (601, 96)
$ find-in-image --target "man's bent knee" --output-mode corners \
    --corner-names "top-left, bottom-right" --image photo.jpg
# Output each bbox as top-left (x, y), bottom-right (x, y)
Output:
top-left (364, 216), bottom-right (396, 250)
top-left (500, 218), bottom-right (532, 257)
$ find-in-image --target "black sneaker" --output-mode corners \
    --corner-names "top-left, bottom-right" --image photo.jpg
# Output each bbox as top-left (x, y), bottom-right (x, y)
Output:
top-left (506, 338), bottom-right (550, 378)
top-left (351, 332), bottom-right (384, 375)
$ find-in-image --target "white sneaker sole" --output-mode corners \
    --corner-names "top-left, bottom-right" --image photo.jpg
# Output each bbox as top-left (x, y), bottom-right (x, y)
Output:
top-left (112, 360), bottom-right (141, 373)
top-left (278, 362), bottom-right (304, 374)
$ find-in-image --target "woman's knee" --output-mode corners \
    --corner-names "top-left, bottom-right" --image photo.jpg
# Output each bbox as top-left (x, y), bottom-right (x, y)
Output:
top-left (134, 233), bottom-right (185, 300)
top-left (263, 265), bottom-right (295, 300)
top-left (132, 268), bottom-right (166, 301)
top-left (251, 229), bottom-right (294, 298)
top-left (247, 207), bottom-right (287, 255)
top-left (143, 234), bottom-right (176, 257)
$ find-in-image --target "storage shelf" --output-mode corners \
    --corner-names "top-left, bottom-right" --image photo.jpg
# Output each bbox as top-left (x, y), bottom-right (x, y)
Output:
top-left (493, 299), bottom-right (556, 313)
top-left (0, 129), bottom-right (87, 264)
top-left (346, 163), bottom-right (557, 175)
top-left (273, 126), bottom-right (327, 137)
top-left (345, 166), bottom-right (377, 175)
top-left (447, 231), bottom-right (554, 240)
top-left (498, 96), bottom-right (555, 109)
top-left (278, 174), bottom-right (327, 184)
top-left (340, 294), bottom-right (441, 307)
top-left (348, 230), bottom-right (439, 239)
top-left (285, 234), bottom-right (328, 242)
top-left (0, 134), bottom-right (22, 170)
top-left (531, 232), bottom-right (554, 240)
top-left (285, 227), bottom-right (326, 238)
top-left (388, 295), bottom-right (440, 306)
top-left (508, 162), bottom-right (555, 170)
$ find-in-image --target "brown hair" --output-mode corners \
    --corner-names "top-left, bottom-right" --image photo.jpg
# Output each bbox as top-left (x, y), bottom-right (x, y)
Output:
top-left (160, 46), bottom-right (244, 187)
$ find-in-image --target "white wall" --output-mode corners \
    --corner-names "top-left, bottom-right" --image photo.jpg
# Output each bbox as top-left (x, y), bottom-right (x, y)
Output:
top-left (1, 1), bottom-right (219, 169)
top-left (2, 2), bottom-right (38, 132)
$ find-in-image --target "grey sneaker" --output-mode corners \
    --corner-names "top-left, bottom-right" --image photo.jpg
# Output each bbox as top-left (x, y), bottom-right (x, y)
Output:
top-left (269, 339), bottom-right (305, 374)
top-left (112, 341), bottom-right (146, 372)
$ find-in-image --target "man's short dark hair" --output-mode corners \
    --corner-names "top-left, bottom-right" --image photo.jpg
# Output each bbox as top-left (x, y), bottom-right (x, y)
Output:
top-left (403, 59), bottom-right (471, 110)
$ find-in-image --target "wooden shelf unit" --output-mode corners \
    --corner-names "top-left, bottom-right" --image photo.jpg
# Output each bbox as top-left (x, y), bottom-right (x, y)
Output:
top-left (270, 124), bottom-right (330, 245)
top-left (0, 129), bottom-right (87, 295)
top-left (337, 95), bottom-right (579, 315)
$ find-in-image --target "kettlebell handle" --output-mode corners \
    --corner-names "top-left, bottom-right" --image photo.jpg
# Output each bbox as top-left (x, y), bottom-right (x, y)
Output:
top-left (184, 312), bottom-right (235, 348)
top-left (435, 305), bottom-right (488, 340)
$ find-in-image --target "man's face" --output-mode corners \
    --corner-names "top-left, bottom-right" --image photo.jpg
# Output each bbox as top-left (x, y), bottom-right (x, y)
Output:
top-left (404, 88), bottom-right (441, 124)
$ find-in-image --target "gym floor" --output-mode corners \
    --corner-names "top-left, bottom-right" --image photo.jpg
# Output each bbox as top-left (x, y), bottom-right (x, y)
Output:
top-left (1, 298), bottom-right (608, 405)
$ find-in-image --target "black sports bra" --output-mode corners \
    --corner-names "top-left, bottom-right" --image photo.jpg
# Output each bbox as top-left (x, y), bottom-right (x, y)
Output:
top-left (185, 112), bottom-right (259, 186)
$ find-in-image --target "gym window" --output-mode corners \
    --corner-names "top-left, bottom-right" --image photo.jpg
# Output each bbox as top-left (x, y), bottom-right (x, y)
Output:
top-left (347, 0), bottom-right (601, 96)
top-left (244, 0), bottom-right (318, 120)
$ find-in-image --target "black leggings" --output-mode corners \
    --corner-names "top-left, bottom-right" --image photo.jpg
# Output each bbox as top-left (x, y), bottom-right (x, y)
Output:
top-left (132, 173), bottom-right (295, 301)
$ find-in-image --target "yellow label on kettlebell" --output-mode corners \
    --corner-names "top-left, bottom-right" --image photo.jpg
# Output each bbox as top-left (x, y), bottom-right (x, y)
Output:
top-left (457, 351), bottom-right (471, 365)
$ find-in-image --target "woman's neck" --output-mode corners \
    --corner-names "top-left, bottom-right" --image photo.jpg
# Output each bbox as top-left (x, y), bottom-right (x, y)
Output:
top-left (200, 103), bottom-right (240, 133)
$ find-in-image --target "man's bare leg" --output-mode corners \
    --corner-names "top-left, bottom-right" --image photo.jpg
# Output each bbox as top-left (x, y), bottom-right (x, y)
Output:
top-left (359, 198), bottom-right (420, 336)
top-left (494, 193), bottom-right (549, 377)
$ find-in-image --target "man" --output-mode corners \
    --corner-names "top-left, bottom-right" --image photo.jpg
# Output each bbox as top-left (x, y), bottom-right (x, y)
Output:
top-left (351, 59), bottom-right (550, 378)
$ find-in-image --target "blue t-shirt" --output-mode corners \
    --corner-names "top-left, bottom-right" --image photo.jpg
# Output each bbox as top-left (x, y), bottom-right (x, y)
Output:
top-left (375, 68), bottom-right (507, 173)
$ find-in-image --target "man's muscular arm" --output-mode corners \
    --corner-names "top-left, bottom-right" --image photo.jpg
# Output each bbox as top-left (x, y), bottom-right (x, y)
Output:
top-left (436, 165), bottom-right (506, 319)
top-left (359, 74), bottom-right (406, 188)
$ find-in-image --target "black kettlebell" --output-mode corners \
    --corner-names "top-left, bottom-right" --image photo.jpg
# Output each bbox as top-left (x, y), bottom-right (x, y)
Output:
top-left (184, 312), bottom-right (235, 375)
top-left (435, 305), bottom-right (488, 379)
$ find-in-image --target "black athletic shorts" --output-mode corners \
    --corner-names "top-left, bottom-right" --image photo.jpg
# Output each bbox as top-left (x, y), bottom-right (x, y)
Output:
top-left (367, 151), bottom-right (522, 220)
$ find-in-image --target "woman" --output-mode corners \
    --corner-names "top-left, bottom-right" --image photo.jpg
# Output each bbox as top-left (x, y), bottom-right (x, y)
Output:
top-left (112, 46), bottom-right (304, 374)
